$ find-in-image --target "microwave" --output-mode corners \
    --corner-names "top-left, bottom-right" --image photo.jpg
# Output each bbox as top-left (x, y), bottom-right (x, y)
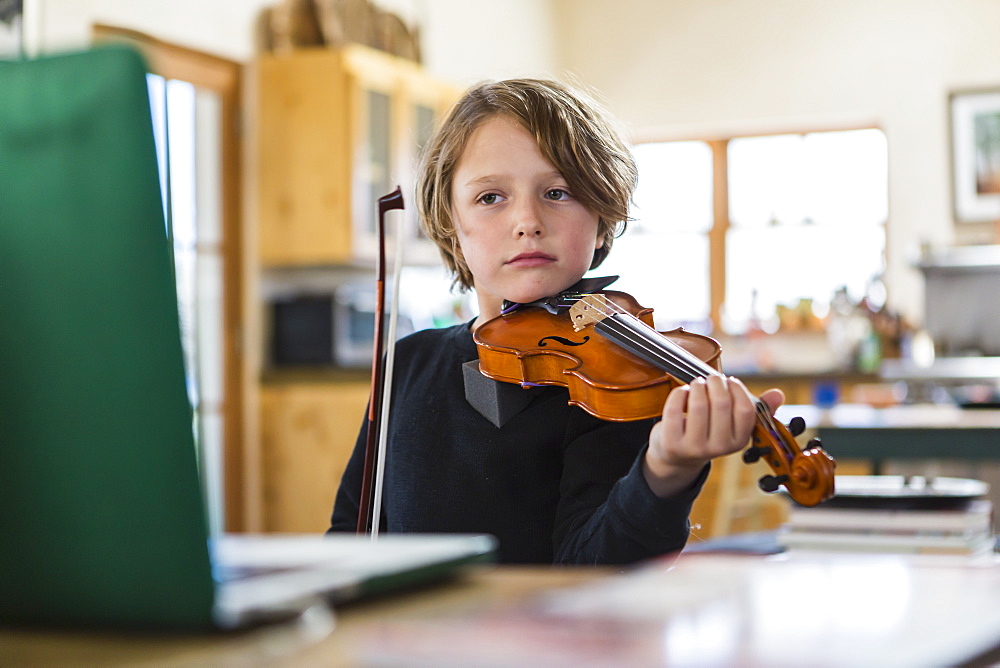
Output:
top-left (269, 283), bottom-right (381, 369)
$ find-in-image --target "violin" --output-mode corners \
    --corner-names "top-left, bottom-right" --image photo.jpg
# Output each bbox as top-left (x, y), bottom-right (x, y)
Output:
top-left (474, 289), bottom-right (836, 507)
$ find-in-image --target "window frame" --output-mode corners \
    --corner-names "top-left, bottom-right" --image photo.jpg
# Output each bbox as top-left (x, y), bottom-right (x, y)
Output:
top-left (91, 25), bottom-right (252, 531)
top-left (634, 125), bottom-right (887, 333)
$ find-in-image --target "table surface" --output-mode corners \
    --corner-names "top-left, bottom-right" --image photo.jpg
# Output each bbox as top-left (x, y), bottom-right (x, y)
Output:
top-left (2, 566), bottom-right (599, 667)
top-left (3, 552), bottom-right (1000, 667)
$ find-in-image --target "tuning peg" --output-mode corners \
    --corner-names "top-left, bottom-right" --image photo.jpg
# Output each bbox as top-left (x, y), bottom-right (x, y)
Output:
top-left (758, 474), bottom-right (789, 493)
top-left (807, 437), bottom-right (825, 451)
top-left (787, 416), bottom-right (806, 437)
top-left (742, 445), bottom-right (772, 464)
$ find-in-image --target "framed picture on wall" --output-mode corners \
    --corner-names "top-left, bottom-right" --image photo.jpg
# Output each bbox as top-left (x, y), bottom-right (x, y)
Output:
top-left (950, 89), bottom-right (1000, 224)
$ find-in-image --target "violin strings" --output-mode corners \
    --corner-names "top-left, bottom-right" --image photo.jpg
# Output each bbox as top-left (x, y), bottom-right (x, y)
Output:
top-left (754, 400), bottom-right (794, 460)
top-left (616, 314), bottom-right (722, 380)
top-left (588, 295), bottom-right (795, 461)
top-left (588, 295), bottom-right (719, 382)
top-left (591, 314), bottom-right (698, 381)
top-left (605, 315), bottom-right (709, 382)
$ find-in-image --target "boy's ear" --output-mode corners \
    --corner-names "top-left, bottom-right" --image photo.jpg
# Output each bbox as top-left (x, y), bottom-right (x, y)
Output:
top-left (594, 233), bottom-right (605, 250)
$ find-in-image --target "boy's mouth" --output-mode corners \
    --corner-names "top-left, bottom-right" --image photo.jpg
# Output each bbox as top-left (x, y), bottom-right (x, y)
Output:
top-left (506, 252), bottom-right (556, 267)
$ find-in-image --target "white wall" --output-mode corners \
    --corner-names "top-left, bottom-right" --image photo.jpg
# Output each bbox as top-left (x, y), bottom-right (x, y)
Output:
top-left (552, 0), bottom-right (1000, 324)
top-left (25, 0), bottom-right (1000, 323)
top-left (25, 0), bottom-right (556, 79)
top-left (26, 0), bottom-right (272, 59)
top-left (379, 0), bottom-right (559, 84)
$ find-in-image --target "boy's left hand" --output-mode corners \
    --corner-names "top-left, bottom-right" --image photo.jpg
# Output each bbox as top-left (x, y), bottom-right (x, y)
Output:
top-left (642, 375), bottom-right (784, 498)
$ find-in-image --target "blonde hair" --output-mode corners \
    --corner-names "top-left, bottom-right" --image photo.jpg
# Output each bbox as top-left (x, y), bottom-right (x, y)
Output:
top-left (415, 78), bottom-right (637, 292)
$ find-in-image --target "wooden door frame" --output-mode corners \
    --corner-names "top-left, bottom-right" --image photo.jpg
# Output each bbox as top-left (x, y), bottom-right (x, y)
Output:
top-left (91, 25), bottom-right (256, 531)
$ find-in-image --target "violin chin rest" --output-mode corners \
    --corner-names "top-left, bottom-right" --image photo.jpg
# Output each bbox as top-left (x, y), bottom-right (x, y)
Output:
top-left (462, 360), bottom-right (537, 428)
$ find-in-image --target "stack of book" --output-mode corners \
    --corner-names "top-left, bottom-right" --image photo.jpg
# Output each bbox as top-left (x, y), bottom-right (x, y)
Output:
top-left (778, 497), bottom-right (996, 557)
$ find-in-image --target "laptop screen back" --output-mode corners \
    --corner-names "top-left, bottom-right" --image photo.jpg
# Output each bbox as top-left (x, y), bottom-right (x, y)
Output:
top-left (0, 45), bottom-right (216, 629)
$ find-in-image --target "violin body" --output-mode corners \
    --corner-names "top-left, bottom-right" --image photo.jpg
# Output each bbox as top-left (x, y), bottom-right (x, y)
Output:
top-left (475, 290), bottom-right (721, 422)
top-left (474, 289), bottom-right (836, 507)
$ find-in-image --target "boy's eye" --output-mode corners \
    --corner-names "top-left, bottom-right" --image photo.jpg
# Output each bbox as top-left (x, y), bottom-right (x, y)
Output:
top-left (477, 193), bottom-right (501, 205)
top-left (544, 188), bottom-right (570, 201)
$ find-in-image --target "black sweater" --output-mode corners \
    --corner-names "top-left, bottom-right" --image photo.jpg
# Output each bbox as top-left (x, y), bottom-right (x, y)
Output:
top-left (328, 321), bottom-right (706, 565)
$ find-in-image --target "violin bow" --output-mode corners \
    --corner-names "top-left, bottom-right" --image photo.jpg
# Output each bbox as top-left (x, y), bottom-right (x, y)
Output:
top-left (356, 186), bottom-right (405, 535)
top-left (371, 188), bottom-right (408, 536)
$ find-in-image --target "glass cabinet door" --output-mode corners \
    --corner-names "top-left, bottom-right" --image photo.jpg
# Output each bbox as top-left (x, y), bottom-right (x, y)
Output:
top-left (146, 74), bottom-right (229, 535)
top-left (364, 88), bottom-right (393, 241)
top-left (411, 101), bottom-right (436, 242)
top-left (351, 82), bottom-right (395, 261)
top-left (342, 48), bottom-right (460, 266)
top-left (398, 81), bottom-right (458, 265)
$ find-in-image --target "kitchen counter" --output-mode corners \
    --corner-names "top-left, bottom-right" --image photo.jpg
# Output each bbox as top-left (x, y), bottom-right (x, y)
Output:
top-left (777, 403), bottom-right (1000, 470)
top-left (880, 356), bottom-right (1000, 382)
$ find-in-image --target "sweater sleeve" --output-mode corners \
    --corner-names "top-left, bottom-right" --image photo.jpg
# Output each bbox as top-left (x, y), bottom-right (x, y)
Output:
top-left (552, 413), bottom-right (709, 565)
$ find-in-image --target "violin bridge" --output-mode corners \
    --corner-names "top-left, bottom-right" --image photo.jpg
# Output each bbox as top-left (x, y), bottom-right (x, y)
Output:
top-left (568, 294), bottom-right (617, 331)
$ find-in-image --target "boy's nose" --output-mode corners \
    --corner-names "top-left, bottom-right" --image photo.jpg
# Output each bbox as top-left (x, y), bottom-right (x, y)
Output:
top-left (512, 199), bottom-right (545, 237)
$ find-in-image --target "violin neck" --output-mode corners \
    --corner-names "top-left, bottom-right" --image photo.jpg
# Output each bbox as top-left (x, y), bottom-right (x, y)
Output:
top-left (599, 312), bottom-right (795, 449)
top-left (568, 295), bottom-right (834, 506)
top-left (576, 293), bottom-right (775, 414)
top-left (595, 310), bottom-right (771, 408)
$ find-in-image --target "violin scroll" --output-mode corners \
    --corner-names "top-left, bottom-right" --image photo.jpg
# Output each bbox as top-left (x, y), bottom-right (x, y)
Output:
top-left (750, 414), bottom-right (836, 507)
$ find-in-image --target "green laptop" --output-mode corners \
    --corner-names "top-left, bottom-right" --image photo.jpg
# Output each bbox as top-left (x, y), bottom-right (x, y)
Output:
top-left (0, 45), bottom-right (493, 631)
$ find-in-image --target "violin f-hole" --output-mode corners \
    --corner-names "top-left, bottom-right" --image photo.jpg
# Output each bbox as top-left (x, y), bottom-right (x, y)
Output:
top-left (538, 335), bottom-right (590, 347)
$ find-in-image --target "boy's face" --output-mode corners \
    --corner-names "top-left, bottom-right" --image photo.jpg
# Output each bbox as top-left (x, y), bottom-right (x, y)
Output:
top-left (451, 115), bottom-right (603, 312)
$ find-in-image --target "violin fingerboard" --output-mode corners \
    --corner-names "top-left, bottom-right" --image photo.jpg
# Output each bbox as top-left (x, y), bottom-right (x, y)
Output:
top-left (594, 316), bottom-right (699, 383)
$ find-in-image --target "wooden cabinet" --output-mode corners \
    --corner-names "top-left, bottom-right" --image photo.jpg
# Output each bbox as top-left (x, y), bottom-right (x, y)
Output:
top-left (252, 46), bottom-right (459, 267)
top-left (251, 47), bottom-right (459, 531)
top-left (259, 382), bottom-right (370, 532)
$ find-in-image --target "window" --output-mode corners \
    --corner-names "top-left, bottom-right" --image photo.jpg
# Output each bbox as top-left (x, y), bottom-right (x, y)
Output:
top-left (96, 25), bottom-right (246, 532)
top-left (593, 129), bottom-right (888, 335)
top-left (148, 74), bottom-right (226, 535)
top-left (594, 141), bottom-right (714, 331)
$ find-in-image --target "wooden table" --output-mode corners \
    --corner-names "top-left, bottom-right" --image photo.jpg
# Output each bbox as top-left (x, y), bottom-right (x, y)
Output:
top-left (0, 566), bottom-right (604, 667)
top-left (3, 552), bottom-right (1000, 666)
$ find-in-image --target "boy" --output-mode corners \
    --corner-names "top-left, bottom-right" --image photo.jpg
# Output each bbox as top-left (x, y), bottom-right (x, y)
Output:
top-left (329, 78), bottom-right (782, 564)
